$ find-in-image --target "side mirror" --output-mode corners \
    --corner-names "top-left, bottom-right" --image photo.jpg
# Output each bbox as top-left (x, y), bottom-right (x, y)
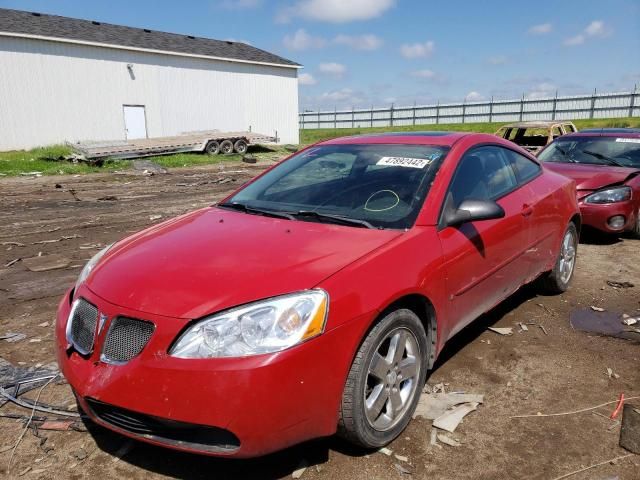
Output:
top-left (444, 199), bottom-right (505, 227)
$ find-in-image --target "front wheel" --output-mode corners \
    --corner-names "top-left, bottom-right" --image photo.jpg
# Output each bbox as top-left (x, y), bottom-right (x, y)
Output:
top-left (631, 209), bottom-right (640, 239)
top-left (338, 309), bottom-right (428, 448)
top-left (540, 223), bottom-right (578, 294)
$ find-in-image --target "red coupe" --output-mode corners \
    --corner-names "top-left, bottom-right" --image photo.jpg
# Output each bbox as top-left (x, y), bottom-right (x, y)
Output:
top-left (538, 129), bottom-right (640, 237)
top-left (56, 132), bottom-right (580, 458)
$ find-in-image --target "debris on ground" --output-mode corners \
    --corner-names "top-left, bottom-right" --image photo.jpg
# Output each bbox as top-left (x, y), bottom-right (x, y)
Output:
top-left (242, 155), bottom-right (257, 164)
top-left (590, 306), bottom-right (605, 312)
top-left (393, 463), bottom-right (412, 475)
top-left (518, 322), bottom-right (529, 332)
top-left (149, 215), bottom-right (163, 221)
top-left (429, 429), bottom-right (440, 448)
top-left (606, 368), bottom-right (620, 379)
top-left (292, 464), bottom-right (307, 479)
top-left (32, 234), bottom-right (82, 245)
top-left (436, 433), bottom-right (462, 447)
top-left (4, 258), bottom-right (21, 267)
top-left (570, 308), bottom-right (640, 342)
top-left (1, 332), bottom-right (26, 343)
top-left (432, 402), bottom-right (480, 433)
top-left (622, 316), bottom-right (639, 326)
top-left (414, 392), bottom-right (484, 420)
top-left (607, 280), bottom-right (634, 289)
top-left (619, 403), bottom-right (640, 454)
top-left (394, 454), bottom-right (409, 462)
top-left (378, 447), bottom-right (393, 456)
top-left (132, 159), bottom-right (168, 175)
top-left (98, 195), bottom-right (118, 201)
top-left (511, 395), bottom-right (640, 419)
top-left (488, 327), bottom-right (513, 335)
top-left (22, 254), bottom-right (71, 272)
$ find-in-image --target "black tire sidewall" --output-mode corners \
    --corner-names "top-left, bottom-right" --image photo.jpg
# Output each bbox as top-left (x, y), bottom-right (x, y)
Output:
top-left (220, 140), bottom-right (234, 154)
top-left (234, 140), bottom-right (248, 154)
top-left (345, 309), bottom-right (429, 448)
top-left (205, 141), bottom-right (220, 155)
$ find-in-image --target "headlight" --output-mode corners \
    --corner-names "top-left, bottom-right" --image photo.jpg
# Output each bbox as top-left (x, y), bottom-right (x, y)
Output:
top-left (75, 244), bottom-right (113, 293)
top-left (584, 186), bottom-right (631, 204)
top-left (170, 290), bottom-right (328, 358)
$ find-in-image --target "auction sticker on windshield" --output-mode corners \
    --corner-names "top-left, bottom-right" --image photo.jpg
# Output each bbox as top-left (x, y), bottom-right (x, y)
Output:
top-left (377, 156), bottom-right (432, 168)
top-left (615, 138), bottom-right (640, 144)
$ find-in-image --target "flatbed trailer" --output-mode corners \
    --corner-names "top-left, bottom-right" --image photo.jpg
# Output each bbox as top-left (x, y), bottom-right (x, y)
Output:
top-left (70, 130), bottom-right (278, 160)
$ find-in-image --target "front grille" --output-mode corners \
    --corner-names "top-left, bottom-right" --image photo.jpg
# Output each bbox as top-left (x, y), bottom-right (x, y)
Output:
top-left (85, 398), bottom-right (240, 453)
top-left (68, 299), bottom-right (98, 354)
top-left (101, 317), bottom-right (154, 363)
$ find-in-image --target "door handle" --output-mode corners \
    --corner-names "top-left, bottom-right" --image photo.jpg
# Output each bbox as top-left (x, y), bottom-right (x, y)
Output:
top-left (521, 204), bottom-right (533, 217)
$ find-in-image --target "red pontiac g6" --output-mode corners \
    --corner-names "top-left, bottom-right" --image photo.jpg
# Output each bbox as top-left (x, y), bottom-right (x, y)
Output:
top-left (56, 132), bottom-right (580, 457)
top-left (538, 129), bottom-right (640, 237)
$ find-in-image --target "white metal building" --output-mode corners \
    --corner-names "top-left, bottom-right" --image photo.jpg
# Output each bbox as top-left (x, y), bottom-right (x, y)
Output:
top-left (0, 9), bottom-right (301, 151)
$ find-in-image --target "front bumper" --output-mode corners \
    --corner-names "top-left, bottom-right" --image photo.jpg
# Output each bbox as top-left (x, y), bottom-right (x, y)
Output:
top-left (56, 287), bottom-right (369, 457)
top-left (578, 199), bottom-right (637, 233)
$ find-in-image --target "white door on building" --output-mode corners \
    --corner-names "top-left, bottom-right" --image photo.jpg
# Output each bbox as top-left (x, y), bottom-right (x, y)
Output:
top-left (123, 105), bottom-right (147, 140)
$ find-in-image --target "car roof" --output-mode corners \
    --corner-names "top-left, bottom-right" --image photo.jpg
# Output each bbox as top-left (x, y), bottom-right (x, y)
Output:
top-left (577, 128), bottom-right (640, 134)
top-left (319, 131), bottom-right (471, 147)
top-left (558, 130), bottom-right (640, 139)
top-left (499, 121), bottom-right (574, 129)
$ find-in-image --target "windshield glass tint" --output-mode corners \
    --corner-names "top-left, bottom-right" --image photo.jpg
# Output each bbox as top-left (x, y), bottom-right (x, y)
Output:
top-left (538, 136), bottom-right (640, 168)
top-left (224, 144), bottom-right (449, 229)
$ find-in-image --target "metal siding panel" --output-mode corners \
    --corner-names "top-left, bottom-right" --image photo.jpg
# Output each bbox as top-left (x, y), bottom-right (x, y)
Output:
top-left (0, 36), bottom-right (298, 150)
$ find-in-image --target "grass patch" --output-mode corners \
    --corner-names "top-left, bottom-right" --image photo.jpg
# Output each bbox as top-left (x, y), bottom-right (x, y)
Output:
top-left (0, 145), bottom-right (123, 176)
top-left (300, 117), bottom-right (640, 144)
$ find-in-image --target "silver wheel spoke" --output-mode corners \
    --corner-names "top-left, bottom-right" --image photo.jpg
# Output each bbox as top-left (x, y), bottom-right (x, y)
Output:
top-left (398, 357), bottom-right (417, 380)
top-left (389, 330), bottom-right (407, 365)
top-left (369, 352), bottom-right (389, 381)
top-left (389, 388), bottom-right (403, 415)
top-left (366, 384), bottom-right (389, 419)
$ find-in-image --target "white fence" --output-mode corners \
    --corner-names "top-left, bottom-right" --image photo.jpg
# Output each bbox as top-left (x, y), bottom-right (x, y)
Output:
top-left (299, 89), bottom-right (640, 130)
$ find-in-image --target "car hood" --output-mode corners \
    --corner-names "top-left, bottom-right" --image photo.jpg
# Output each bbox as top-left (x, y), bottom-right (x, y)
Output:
top-left (86, 207), bottom-right (402, 319)
top-left (543, 162), bottom-right (640, 191)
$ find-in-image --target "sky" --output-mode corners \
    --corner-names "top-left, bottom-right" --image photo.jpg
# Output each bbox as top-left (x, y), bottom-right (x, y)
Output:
top-left (1, 0), bottom-right (639, 111)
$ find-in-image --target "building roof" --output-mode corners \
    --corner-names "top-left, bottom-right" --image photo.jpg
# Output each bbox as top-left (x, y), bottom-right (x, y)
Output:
top-left (0, 8), bottom-right (301, 68)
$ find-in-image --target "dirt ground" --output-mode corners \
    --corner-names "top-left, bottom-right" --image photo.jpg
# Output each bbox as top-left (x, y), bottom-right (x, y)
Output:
top-left (0, 162), bottom-right (638, 480)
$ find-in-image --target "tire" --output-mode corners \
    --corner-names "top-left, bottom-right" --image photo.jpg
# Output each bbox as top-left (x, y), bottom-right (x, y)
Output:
top-left (233, 139), bottom-right (248, 155)
top-left (631, 210), bottom-right (640, 239)
top-left (205, 141), bottom-right (220, 155)
top-left (540, 222), bottom-right (578, 294)
top-left (338, 309), bottom-right (428, 449)
top-left (220, 140), bottom-right (234, 155)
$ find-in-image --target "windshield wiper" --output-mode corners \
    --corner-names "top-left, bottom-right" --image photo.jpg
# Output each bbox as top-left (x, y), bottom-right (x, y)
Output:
top-left (293, 211), bottom-right (375, 229)
top-left (582, 150), bottom-right (626, 168)
top-left (218, 202), bottom-right (295, 220)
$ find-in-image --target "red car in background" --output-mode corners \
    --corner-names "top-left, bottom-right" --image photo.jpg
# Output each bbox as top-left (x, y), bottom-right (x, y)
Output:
top-left (56, 132), bottom-right (579, 458)
top-left (538, 130), bottom-right (640, 237)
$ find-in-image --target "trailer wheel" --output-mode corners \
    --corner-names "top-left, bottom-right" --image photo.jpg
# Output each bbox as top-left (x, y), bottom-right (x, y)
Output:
top-left (234, 139), bottom-right (248, 155)
top-left (205, 141), bottom-right (220, 155)
top-left (220, 140), bottom-right (234, 155)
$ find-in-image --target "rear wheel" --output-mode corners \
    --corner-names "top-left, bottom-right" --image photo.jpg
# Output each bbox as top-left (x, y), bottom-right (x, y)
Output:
top-left (540, 223), bottom-right (578, 294)
top-left (338, 309), bottom-right (428, 448)
top-left (234, 139), bottom-right (248, 155)
top-left (220, 140), bottom-right (234, 155)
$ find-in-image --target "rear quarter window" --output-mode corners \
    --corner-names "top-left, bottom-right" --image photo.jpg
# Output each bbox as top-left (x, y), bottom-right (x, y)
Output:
top-left (503, 149), bottom-right (541, 183)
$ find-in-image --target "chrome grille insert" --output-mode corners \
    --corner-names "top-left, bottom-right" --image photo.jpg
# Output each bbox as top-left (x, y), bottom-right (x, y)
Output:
top-left (101, 317), bottom-right (154, 364)
top-left (66, 298), bottom-right (98, 355)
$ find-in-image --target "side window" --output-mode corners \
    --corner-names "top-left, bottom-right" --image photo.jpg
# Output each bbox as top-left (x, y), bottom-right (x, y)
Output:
top-left (552, 126), bottom-right (562, 138)
top-left (448, 146), bottom-right (518, 208)
top-left (564, 124), bottom-right (576, 133)
top-left (502, 148), bottom-right (541, 184)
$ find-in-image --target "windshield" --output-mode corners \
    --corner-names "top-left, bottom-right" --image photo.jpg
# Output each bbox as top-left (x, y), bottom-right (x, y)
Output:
top-left (222, 144), bottom-right (449, 229)
top-left (538, 136), bottom-right (640, 168)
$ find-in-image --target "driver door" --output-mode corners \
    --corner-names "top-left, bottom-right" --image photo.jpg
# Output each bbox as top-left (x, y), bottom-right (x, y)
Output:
top-left (437, 145), bottom-right (533, 340)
